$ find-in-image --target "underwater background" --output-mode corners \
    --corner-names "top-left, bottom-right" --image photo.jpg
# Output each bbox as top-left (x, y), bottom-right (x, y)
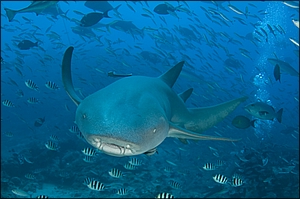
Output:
top-left (1, 1), bottom-right (299, 198)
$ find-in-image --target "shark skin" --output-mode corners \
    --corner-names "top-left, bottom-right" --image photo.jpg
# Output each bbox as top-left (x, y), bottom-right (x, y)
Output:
top-left (62, 47), bottom-right (247, 157)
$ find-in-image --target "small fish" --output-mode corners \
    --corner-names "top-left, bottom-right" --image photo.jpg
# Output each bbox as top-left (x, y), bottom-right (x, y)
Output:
top-left (116, 188), bottom-right (128, 195)
top-left (82, 148), bottom-right (96, 156)
top-left (34, 117), bottom-right (45, 127)
top-left (87, 180), bottom-right (106, 191)
top-left (11, 189), bottom-right (30, 197)
top-left (36, 195), bottom-right (48, 199)
top-left (45, 140), bottom-right (59, 151)
top-left (124, 163), bottom-right (137, 170)
top-left (231, 177), bottom-right (243, 187)
top-left (166, 160), bottom-right (177, 166)
top-left (232, 115), bottom-right (256, 129)
top-left (18, 154), bottom-right (24, 164)
top-left (292, 19), bottom-right (299, 28)
top-left (289, 38), bottom-right (299, 47)
top-left (109, 168), bottom-right (123, 178)
top-left (213, 174), bottom-right (228, 184)
top-left (24, 157), bottom-right (33, 164)
top-left (50, 134), bottom-right (59, 141)
top-left (83, 177), bottom-right (95, 185)
top-left (129, 158), bottom-right (142, 166)
top-left (27, 97), bottom-right (39, 104)
top-left (164, 167), bottom-right (172, 173)
top-left (203, 163), bottom-right (216, 171)
top-left (156, 192), bottom-right (174, 199)
top-left (16, 89), bottom-right (24, 97)
top-left (4, 131), bottom-right (13, 137)
top-left (45, 81), bottom-right (59, 90)
top-left (25, 79), bottom-right (39, 91)
top-left (25, 173), bottom-right (35, 180)
top-left (216, 160), bottom-right (225, 167)
top-left (244, 102), bottom-right (283, 123)
top-left (107, 71), bottom-right (132, 77)
top-left (169, 180), bottom-right (182, 189)
top-left (83, 155), bottom-right (94, 163)
top-left (2, 99), bottom-right (15, 107)
top-left (273, 64), bottom-right (281, 82)
top-left (69, 125), bottom-right (80, 133)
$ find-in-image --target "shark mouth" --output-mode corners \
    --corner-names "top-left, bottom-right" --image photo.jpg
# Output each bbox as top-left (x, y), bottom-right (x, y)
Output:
top-left (86, 135), bottom-right (136, 157)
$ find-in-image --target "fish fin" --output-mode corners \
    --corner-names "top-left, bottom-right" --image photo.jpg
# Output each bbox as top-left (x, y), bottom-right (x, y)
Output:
top-left (184, 97), bottom-right (248, 133)
top-left (103, 10), bottom-right (111, 18)
top-left (4, 8), bottom-right (16, 22)
top-left (113, 4), bottom-right (122, 15)
top-left (62, 47), bottom-right (83, 106)
top-left (168, 122), bottom-right (241, 142)
top-left (159, 61), bottom-right (184, 87)
top-left (178, 88), bottom-right (193, 102)
top-left (250, 120), bottom-right (257, 128)
top-left (276, 108), bottom-right (283, 123)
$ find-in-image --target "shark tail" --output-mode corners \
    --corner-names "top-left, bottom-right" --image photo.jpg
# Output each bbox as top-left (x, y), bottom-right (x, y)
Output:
top-left (4, 8), bottom-right (17, 22)
top-left (184, 96), bottom-right (248, 134)
top-left (276, 108), bottom-right (283, 123)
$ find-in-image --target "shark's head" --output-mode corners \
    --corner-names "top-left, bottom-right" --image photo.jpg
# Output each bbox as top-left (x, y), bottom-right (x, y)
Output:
top-left (75, 87), bottom-right (170, 157)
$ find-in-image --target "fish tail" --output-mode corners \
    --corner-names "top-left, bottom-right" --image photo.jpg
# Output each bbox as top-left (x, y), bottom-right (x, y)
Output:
top-left (113, 4), bottom-right (122, 15)
top-left (4, 8), bottom-right (16, 22)
top-left (103, 10), bottom-right (111, 18)
top-left (250, 119), bottom-right (257, 128)
top-left (276, 108), bottom-right (283, 123)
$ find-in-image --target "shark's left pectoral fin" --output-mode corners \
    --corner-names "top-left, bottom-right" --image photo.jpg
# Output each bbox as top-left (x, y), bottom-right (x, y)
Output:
top-left (168, 123), bottom-right (241, 142)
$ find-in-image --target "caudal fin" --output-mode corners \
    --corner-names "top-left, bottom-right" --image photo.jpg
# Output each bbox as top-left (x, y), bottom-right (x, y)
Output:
top-left (103, 10), bottom-right (111, 18)
top-left (4, 8), bottom-right (16, 22)
top-left (276, 108), bottom-right (283, 123)
top-left (113, 4), bottom-right (122, 15)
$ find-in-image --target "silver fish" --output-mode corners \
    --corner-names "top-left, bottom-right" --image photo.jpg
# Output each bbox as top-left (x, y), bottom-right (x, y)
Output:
top-left (25, 79), bottom-right (39, 91)
top-left (2, 99), bottom-right (15, 107)
top-left (109, 168), bottom-right (123, 178)
top-left (87, 180), bottom-right (106, 191)
top-left (213, 174), bottom-right (228, 184)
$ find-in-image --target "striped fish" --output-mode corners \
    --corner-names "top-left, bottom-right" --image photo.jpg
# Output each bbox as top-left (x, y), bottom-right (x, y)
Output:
top-left (82, 148), bottom-right (96, 156)
top-left (169, 180), bottom-right (182, 189)
top-left (69, 125), bottom-right (80, 133)
top-left (216, 160), bottom-right (225, 167)
top-left (213, 174), bottom-right (228, 184)
top-left (83, 155), bottom-right (94, 163)
top-left (164, 167), bottom-right (172, 173)
top-left (83, 177), bottom-right (95, 185)
top-left (156, 192), bottom-right (174, 199)
top-left (27, 97), bottom-right (39, 104)
top-left (129, 158), bottom-right (142, 166)
top-left (45, 81), bottom-right (59, 90)
top-left (25, 173), bottom-right (35, 180)
top-left (108, 168), bottom-right (123, 178)
top-left (231, 177), bottom-right (243, 187)
top-left (2, 99), bottom-right (15, 107)
top-left (25, 79), bottom-right (39, 91)
top-left (124, 163), bottom-right (137, 170)
top-left (116, 188), bottom-right (128, 195)
top-left (45, 140), bottom-right (59, 151)
top-left (4, 131), bottom-right (13, 137)
top-left (50, 135), bottom-right (59, 141)
top-left (203, 163), bottom-right (216, 170)
top-left (37, 195), bottom-right (48, 199)
top-left (87, 180), bottom-right (105, 191)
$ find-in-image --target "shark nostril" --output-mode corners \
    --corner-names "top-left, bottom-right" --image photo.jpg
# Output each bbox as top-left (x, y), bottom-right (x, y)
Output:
top-left (82, 114), bottom-right (87, 119)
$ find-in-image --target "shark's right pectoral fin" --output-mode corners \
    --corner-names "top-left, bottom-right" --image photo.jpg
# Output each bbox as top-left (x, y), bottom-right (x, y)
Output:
top-left (168, 123), bottom-right (241, 142)
top-left (62, 47), bottom-right (83, 106)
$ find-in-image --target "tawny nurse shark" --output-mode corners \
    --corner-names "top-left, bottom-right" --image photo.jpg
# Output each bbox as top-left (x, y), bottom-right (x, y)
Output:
top-left (62, 47), bottom-right (247, 157)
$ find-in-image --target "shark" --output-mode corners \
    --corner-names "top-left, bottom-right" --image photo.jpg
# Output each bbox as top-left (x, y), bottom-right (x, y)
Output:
top-left (62, 47), bottom-right (247, 157)
top-left (4, 1), bottom-right (58, 22)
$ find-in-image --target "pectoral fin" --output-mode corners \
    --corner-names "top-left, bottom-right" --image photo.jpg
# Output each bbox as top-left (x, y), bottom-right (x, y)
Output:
top-left (168, 123), bottom-right (241, 142)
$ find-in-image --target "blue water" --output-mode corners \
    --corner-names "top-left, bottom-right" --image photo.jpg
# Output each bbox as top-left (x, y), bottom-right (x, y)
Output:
top-left (1, 1), bottom-right (299, 198)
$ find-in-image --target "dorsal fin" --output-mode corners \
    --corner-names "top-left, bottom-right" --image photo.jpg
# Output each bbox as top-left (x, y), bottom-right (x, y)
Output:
top-left (159, 61), bottom-right (184, 87)
top-left (179, 88), bottom-right (193, 102)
